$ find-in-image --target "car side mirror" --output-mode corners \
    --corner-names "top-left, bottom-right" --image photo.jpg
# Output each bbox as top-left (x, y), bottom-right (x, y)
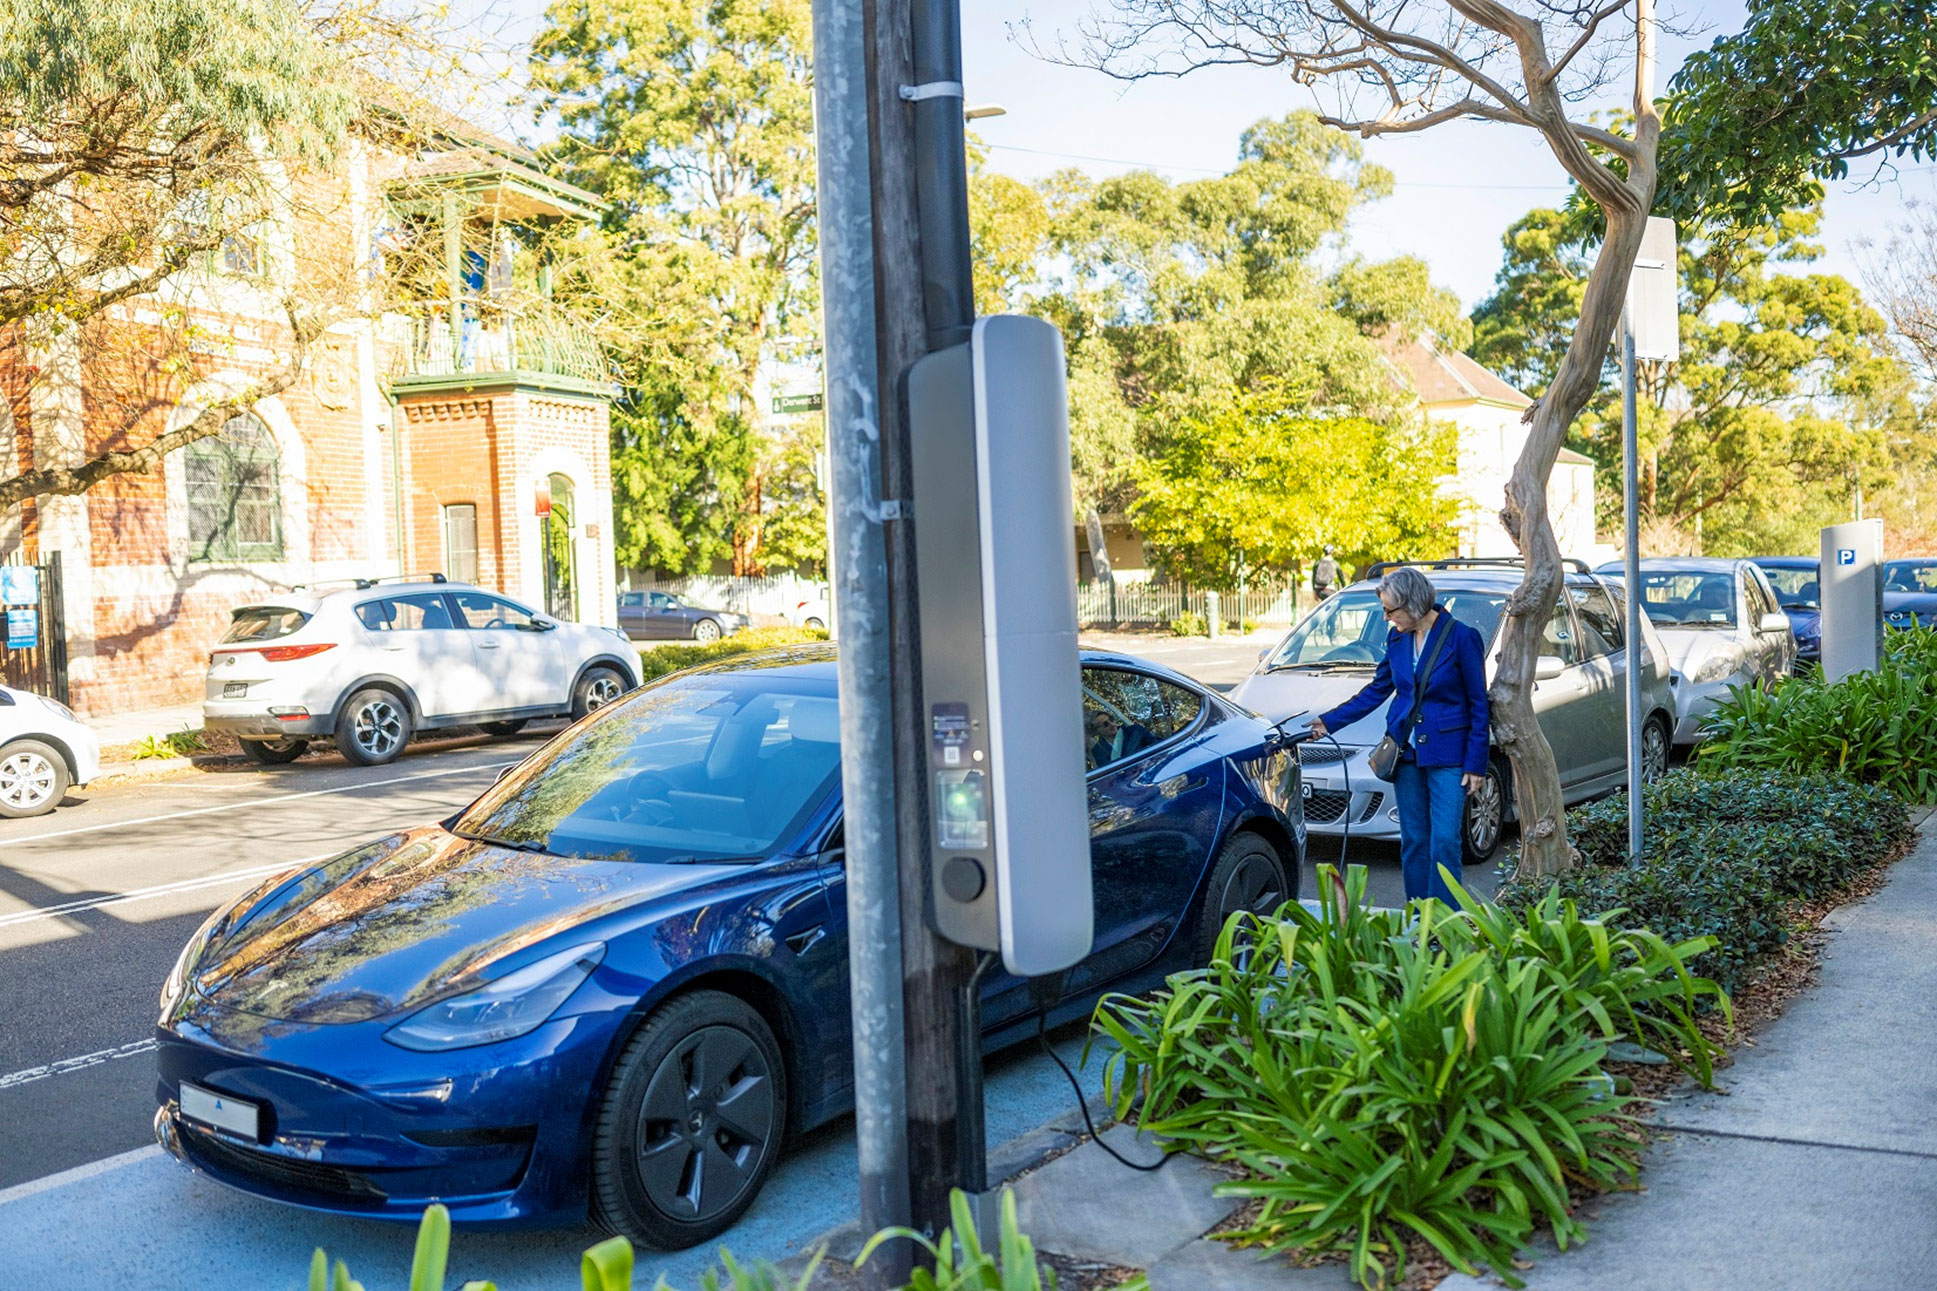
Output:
top-left (1759, 611), bottom-right (1790, 635)
top-left (1535, 655), bottom-right (1566, 681)
top-left (1257, 646), bottom-right (1271, 662)
top-left (495, 765), bottom-right (514, 784)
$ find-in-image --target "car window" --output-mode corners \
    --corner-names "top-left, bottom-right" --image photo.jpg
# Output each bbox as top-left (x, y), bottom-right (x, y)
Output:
top-left (1743, 571), bottom-right (1775, 624)
top-left (1081, 667), bottom-right (1204, 772)
top-left (1541, 597), bottom-right (1579, 665)
top-left (1264, 587), bottom-right (1508, 670)
top-left (1759, 566), bottom-right (1819, 609)
top-left (1884, 562), bottom-right (1937, 594)
top-left (451, 675), bottom-right (843, 862)
top-left (649, 592), bottom-right (676, 610)
top-left (1564, 584), bottom-right (1618, 659)
top-left (453, 591), bottom-right (537, 631)
top-left (222, 606), bottom-right (310, 643)
top-left (619, 592), bottom-right (645, 608)
top-left (1637, 572), bottom-right (1738, 627)
top-left (355, 593), bottom-right (456, 632)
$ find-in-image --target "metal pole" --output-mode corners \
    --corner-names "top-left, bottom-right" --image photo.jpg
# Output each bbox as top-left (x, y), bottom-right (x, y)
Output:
top-left (1622, 317), bottom-right (1645, 864)
top-left (810, 0), bottom-right (910, 1281)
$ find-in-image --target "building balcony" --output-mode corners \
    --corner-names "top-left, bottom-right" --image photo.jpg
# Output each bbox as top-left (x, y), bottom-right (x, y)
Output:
top-left (385, 296), bottom-right (613, 399)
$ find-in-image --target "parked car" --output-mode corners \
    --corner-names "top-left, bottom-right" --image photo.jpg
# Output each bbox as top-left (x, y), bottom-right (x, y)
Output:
top-left (0, 686), bottom-right (100, 818)
top-left (1233, 561), bottom-right (1677, 864)
top-left (1594, 557), bottom-right (1795, 743)
top-left (1883, 559), bottom-right (1937, 631)
top-left (203, 576), bottom-right (641, 768)
top-left (617, 590), bottom-right (745, 642)
top-left (1751, 557), bottom-right (1822, 668)
top-left (784, 588), bottom-right (830, 632)
top-left (155, 646), bottom-right (1301, 1248)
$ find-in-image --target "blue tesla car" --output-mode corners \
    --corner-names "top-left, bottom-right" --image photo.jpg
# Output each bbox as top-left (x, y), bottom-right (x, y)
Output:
top-left (154, 647), bottom-right (1302, 1249)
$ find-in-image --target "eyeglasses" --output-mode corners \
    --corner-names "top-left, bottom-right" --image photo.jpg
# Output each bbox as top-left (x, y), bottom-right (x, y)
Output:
top-left (1381, 604), bottom-right (1406, 620)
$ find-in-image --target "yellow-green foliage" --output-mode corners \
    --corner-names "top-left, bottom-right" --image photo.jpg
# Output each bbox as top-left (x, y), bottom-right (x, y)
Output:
top-left (637, 627), bottom-right (830, 682)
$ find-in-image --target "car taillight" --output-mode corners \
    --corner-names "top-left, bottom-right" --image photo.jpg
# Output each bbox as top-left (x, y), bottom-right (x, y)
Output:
top-left (257, 643), bottom-right (338, 663)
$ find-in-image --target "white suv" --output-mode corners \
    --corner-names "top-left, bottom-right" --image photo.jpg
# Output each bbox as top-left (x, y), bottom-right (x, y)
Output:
top-left (203, 576), bottom-right (641, 767)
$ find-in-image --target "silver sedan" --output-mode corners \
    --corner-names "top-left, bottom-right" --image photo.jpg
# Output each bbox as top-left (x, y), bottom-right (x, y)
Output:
top-left (1592, 558), bottom-right (1796, 744)
top-left (1233, 564), bottom-right (1677, 864)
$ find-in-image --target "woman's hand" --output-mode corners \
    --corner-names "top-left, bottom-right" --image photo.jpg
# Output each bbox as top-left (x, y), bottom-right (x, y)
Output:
top-left (1462, 772), bottom-right (1486, 794)
top-left (1308, 717), bottom-right (1328, 739)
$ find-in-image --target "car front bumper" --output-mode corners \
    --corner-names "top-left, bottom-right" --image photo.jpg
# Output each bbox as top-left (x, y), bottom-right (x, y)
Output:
top-left (1296, 760), bottom-right (1400, 841)
top-left (1670, 677), bottom-right (1737, 744)
top-left (153, 1005), bottom-right (615, 1227)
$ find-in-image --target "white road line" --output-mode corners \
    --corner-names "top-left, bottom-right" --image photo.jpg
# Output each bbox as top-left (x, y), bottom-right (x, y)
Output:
top-left (0, 1145), bottom-right (163, 1207)
top-left (0, 759), bottom-right (513, 848)
top-left (0, 1039), bottom-right (159, 1092)
top-left (0, 855), bottom-right (330, 930)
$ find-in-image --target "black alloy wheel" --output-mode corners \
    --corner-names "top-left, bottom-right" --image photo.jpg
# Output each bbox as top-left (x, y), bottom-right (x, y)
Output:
top-left (591, 991), bottom-right (786, 1250)
top-left (240, 737), bottom-right (308, 765)
top-left (1192, 832), bottom-right (1292, 966)
top-left (1640, 715), bottom-right (1671, 783)
top-left (1462, 761), bottom-right (1507, 865)
top-left (572, 666), bottom-right (628, 720)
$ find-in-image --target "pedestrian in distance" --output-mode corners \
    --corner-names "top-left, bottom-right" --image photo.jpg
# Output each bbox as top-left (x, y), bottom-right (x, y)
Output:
top-left (1307, 566), bottom-right (1489, 905)
top-left (1312, 545), bottom-right (1340, 601)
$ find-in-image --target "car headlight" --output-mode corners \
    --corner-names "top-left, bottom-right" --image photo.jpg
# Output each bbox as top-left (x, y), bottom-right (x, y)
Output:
top-left (384, 941), bottom-right (605, 1052)
top-left (1689, 655), bottom-right (1738, 684)
top-left (37, 694), bottom-right (77, 722)
top-left (606, 626), bottom-right (631, 644)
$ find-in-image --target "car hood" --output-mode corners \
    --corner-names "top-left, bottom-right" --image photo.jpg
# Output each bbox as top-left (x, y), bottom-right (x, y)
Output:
top-left (1884, 592), bottom-right (1937, 612)
top-left (1651, 626), bottom-right (1739, 672)
top-left (190, 828), bottom-right (740, 1024)
top-left (1231, 669), bottom-right (1390, 744)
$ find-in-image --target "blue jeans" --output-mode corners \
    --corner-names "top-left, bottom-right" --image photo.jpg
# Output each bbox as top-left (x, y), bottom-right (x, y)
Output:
top-left (1392, 760), bottom-right (1465, 906)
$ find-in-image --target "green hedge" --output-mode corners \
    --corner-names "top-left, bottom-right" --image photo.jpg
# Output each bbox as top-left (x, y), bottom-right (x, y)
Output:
top-left (1500, 770), bottom-right (1913, 994)
top-left (1698, 627), bottom-right (1937, 802)
top-left (637, 626), bottom-right (830, 683)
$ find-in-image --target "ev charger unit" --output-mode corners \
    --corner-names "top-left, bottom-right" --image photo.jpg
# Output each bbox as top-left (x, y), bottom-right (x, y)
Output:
top-left (1820, 519), bottom-right (1884, 682)
top-left (905, 314), bottom-right (1093, 977)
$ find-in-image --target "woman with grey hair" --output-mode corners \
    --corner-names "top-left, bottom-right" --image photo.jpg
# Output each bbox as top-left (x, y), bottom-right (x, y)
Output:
top-left (1308, 566), bottom-right (1490, 904)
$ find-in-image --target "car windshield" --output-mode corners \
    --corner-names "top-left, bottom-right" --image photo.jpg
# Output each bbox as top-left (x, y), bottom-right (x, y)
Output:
top-left (452, 673), bottom-right (841, 863)
top-left (1759, 567), bottom-right (1820, 610)
top-left (1637, 572), bottom-right (1737, 627)
top-left (221, 606), bottom-right (311, 643)
top-left (1884, 562), bottom-right (1937, 594)
top-left (1263, 587), bottom-right (1507, 670)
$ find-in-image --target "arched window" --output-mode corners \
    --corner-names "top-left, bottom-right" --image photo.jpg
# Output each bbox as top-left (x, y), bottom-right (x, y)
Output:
top-left (186, 412), bottom-right (283, 562)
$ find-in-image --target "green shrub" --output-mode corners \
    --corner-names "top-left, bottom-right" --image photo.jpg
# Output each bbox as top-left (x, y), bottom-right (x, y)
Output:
top-left (301, 1189), bottom-right (1061, 1291)
top-left (133, 727), bottom-right (206, 761)
top-left (1167, 611), bottom-right (1207, 637)
top-left (1506, 770), bottom-right (1913, 994)
top-left (637, 626), bottom-right (829, 683)
top-left (1698, 627), bottom-right (1937, 801)
top-left (1091, 867), bottom-right (1721, 1289)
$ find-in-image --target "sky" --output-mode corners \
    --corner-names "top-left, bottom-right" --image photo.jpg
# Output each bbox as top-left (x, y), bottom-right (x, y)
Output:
top-left (459, 0), bottom-right (1937, 313)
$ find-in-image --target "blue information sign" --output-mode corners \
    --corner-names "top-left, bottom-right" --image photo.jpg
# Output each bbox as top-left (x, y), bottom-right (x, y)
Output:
top-left (0, 566), bottom-right (37, 606)
top-left (6, 607), bottom-right (37, 649)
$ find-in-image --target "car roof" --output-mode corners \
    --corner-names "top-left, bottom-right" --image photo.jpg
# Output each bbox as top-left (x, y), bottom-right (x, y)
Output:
top-left (228, 580), bottom-right (488, 614)
top-left (1596, 557), bottom-right (1742, 574)
top-left (663, 643), bottom-right (1225, 696)
top-left (1886, 557), bottom-right (1937, 566)
top-left (1340, 567), bottom-right (1554, 592)
top-left (1751, 556), bottom-right (1818, 568)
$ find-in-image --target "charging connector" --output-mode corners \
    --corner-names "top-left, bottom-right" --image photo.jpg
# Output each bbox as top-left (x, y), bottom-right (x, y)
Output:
top-left (1028, 970), bottom-right (1165, 1173)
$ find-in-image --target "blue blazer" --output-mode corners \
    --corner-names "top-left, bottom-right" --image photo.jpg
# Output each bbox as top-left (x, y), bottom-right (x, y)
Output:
top-left (1319, 607), bottom-right (1491, 775)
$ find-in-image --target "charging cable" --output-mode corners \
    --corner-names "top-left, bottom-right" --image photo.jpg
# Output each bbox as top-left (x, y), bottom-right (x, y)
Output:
top-left (1030, 972), bottom-right (1166, 1173)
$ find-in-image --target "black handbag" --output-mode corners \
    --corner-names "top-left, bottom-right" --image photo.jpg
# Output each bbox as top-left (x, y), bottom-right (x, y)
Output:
top-left (1367, 619), bottom-right (1453, 780)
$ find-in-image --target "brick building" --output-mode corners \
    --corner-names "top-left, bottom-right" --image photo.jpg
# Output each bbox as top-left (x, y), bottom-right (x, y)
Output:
top-left (1, 119), bottom-right (616, 717)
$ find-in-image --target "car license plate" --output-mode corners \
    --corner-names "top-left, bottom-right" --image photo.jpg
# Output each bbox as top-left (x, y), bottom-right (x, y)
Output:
top-left (1301, 781), bottom-right (1313, 799)
top-left (223, 682), bottom-right (247, 698)
top-left (180, 1081), bottom-right (260, 1139)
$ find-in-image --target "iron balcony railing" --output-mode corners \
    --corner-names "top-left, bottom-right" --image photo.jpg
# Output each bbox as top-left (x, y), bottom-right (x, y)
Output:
top-left (386, 295), bottom-right (608, 387)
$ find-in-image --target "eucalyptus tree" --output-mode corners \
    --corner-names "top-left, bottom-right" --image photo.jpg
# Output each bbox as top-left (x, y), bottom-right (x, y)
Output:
top-left (1058, 0), bottom-right (1671, 877)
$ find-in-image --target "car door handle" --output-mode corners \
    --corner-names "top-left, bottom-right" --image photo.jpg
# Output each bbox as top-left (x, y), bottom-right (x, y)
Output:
top-left (1158, 772), bottom-right (1208, 799)
top-left (477, 638), bottom-right (502, 649)
top-left (377, 642), bottom-right (405, 651)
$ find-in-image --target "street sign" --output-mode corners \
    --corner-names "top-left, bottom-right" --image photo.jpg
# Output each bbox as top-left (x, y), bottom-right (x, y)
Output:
top-left (0, 566), bottom-right (38, 607)
top-left (1626, 216), bottom-right (1680, 362)
top-left (772, 391), bottom-right (824, 414)
top-left (1821, 520), bottom-right (1884, 681)
top-left (6, 608), bottom-right (36, 649)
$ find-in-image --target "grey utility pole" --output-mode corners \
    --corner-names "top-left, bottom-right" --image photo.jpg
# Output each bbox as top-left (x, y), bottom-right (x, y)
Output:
top-left (810, 0), bottom-right (910, 1285)
top-left (870, 0), bottom-right (988, 1239)
top-left (1623, 215), bottom-right (1679, 865)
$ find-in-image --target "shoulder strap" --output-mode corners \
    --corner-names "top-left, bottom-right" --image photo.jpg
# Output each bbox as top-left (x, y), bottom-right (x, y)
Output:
top-left (1402, 615), bottom-right (1454, 734)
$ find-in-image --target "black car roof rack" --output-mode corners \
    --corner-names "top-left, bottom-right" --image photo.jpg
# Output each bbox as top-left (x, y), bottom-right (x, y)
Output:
top-left (1362, 556), bottom-right (1593, 579)
top-left (291, 572), bottom-right (449, 592)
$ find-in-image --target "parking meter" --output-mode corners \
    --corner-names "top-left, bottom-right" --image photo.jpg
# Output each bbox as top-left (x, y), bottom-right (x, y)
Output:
top-left (905, 315), bottom-right (1092, 977)
top-left (1820, 520), bottom-right (1884, 682)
